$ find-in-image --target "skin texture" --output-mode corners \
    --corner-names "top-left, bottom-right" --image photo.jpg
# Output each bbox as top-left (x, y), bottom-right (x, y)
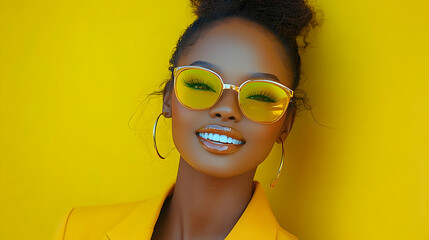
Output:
top-left (151, 17), bottom-right (297, 240)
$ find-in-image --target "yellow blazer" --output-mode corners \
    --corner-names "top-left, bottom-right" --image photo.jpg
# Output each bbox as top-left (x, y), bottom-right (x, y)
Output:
top-left (54, 181), bottom-right (299, 240)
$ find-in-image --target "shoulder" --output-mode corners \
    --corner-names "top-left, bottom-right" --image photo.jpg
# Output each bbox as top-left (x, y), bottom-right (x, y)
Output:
top-left (53, 200), bottom-right (144, 240)
top-left (276, 225), bottom-right (300, 240)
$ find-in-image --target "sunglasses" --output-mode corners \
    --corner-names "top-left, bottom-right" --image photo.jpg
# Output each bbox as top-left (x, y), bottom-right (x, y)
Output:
top-left (173, 65), bottom-right (294, 124)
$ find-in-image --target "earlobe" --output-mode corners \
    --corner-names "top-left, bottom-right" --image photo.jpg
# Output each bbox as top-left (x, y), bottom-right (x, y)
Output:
top-left (275, 107), bottom-right (297, 143)
top-left (162, 84), bottom-right (173, 118)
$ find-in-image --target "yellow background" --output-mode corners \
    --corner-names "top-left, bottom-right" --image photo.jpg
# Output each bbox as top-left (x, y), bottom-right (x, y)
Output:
top-left (0, 0), bottom-right (428, 239)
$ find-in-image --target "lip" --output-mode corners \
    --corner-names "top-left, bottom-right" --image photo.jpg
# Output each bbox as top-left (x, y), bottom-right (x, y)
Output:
top-left (195, 124), bottom-right (246, 154)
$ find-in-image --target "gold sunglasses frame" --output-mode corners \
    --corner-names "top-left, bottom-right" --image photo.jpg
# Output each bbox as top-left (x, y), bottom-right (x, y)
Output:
top-left (173, 65), bottom-right (294, 124)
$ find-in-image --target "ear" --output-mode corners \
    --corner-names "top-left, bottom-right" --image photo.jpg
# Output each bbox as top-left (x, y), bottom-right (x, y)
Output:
top-left (162, 82), bottom-right (173, 118)
top-left (276, 107), bottom-right (297, 144)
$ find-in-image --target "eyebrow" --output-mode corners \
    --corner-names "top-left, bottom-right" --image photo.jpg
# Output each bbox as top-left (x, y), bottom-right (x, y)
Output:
top-left (190, 61), bottom-right (280, 83)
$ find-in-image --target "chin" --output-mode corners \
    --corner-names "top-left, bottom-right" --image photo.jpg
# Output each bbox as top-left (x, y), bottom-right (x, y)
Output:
top-left (182, 151), bottom-right (260, 179)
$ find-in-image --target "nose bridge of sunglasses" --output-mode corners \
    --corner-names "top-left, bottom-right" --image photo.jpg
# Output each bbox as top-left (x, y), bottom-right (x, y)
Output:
top-left (223, 84), bottom-right (240, 92)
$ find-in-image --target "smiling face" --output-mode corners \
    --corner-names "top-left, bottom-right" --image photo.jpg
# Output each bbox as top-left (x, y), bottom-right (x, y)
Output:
top-left (163, 17), bottom-right (296, 178)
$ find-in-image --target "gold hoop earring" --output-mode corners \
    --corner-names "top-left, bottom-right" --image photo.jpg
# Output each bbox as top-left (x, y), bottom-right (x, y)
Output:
top-left (270, 140), bottom-right (284, 188)
top-left (153, 112), bottom-right (167, 159)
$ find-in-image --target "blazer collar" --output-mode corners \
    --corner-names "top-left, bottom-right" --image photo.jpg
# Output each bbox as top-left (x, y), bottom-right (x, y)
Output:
top-left (104, 181), bottom-right (278, 240)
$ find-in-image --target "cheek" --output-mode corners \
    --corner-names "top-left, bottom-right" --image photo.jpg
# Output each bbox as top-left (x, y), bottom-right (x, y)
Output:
top-left (257, 123), bottom-right (283, 143)
top-left (243, 118), bottom-right (285, 162)
top-left (171, 91), bottom-right (200, 157)
top-left (171, 92), bottom-right (189, 145)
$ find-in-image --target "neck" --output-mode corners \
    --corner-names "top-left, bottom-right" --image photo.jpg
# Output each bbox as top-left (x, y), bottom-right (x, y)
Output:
top-left (166, 156), bottom-right (256, 239)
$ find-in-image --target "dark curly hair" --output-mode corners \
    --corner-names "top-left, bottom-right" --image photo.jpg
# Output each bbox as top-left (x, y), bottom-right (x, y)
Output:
top-left (154, 0), bottom-right (322, 116)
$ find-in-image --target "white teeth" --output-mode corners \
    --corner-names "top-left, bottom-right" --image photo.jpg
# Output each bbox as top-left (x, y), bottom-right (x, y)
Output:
top-left (213, 134), bottom-right (220, 141)
top-left (198, 132), bottom-right (243, 144)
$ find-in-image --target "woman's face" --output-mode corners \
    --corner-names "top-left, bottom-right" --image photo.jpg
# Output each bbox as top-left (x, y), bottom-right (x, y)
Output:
top-left (164, 17), bottom-right (296, 178)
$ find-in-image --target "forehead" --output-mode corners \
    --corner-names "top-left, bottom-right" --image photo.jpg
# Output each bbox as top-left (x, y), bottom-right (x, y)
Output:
top-left (178, 17), bottom-right (293, 87)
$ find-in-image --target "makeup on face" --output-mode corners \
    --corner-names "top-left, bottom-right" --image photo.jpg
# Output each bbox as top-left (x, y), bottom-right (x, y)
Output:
top-left (168, 18), bottom-right (295, 178)
top-left (196, 124), bottom-right (246, 154)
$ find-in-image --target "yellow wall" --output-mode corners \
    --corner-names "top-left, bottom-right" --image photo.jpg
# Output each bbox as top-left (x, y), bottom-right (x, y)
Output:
top-left (0, 1), bottom-right (427, 239)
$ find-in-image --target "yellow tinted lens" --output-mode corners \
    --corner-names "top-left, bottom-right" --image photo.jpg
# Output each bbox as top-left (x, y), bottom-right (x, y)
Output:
top-left (175, 68), bottom-right (222, 109)
top-left (239, 81), bottom-right (290, 123)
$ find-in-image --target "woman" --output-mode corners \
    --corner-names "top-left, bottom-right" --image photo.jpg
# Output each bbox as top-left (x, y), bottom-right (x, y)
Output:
top-left (55, 0), bottom-right (320, 239)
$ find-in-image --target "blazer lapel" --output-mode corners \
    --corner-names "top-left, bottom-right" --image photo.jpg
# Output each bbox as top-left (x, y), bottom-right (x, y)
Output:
top-left (224, 181), bottom-right (278, 240)
top-left (104, 182), bottom-right (175, 240)
top-left (104, 181), bottom-right (278, 240)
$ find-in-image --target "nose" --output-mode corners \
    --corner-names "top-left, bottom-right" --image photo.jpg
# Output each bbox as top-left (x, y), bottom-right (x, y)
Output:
top-left (208, 89), bottom-right (242, 122)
